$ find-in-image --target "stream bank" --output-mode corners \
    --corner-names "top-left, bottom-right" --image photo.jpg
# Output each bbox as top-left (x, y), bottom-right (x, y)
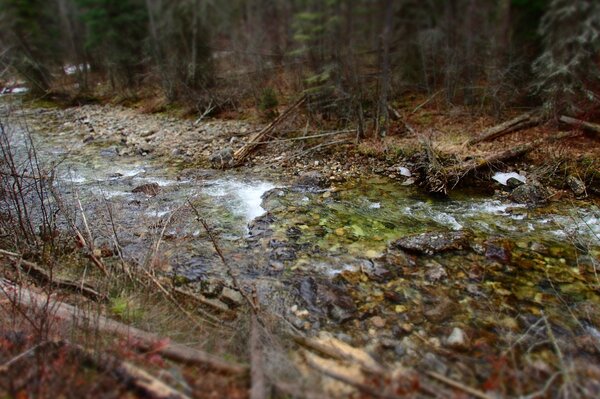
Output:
top-left (1, 96), bottom-right (600, 397)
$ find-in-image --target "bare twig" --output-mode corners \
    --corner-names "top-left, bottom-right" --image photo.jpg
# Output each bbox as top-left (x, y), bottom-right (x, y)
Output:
top-left (424, 371), bottom-right (494, 399)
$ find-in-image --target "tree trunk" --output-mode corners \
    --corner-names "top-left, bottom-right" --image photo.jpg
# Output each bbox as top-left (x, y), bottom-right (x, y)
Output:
top-left (376, 0), bottom-right (393, 138)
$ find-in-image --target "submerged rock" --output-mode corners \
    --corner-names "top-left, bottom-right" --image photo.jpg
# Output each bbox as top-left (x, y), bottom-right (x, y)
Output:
top-left (484, 238), bottom-right (513, 264)
top-left (297, 277), bottom-right (357, 323)
top-left (132, 182), bottom-right (160, 195)
top-left (566, 175), bottom-right (586, 197)
top-left (391, 231), bottom-right (470, 255)
top-left (510, 181), bottom-right (549, 205)
top-left (424, 260), bottom-right (447, 282)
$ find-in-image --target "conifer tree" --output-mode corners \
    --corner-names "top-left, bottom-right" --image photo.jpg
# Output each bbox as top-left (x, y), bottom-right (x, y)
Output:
top-left (533, 0), bottom-right (600, 115)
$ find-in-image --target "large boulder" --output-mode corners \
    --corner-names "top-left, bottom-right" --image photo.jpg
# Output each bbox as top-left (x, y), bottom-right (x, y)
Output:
top-left (391, 231), bottom-right (470, 255)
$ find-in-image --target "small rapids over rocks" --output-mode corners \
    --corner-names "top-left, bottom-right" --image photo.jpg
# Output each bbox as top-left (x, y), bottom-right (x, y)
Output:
top-left (3, 102), bottom-right (600, 396)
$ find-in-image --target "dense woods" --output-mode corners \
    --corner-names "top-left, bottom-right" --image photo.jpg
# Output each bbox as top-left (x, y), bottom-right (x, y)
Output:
top-left (1, 2), bottom-right (600, 399)
top-left (1, 0), bottom-right (599, 120)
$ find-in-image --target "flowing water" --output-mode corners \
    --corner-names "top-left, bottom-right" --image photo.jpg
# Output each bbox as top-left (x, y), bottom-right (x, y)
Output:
top-left (3, 102), bottom-right (600, 393)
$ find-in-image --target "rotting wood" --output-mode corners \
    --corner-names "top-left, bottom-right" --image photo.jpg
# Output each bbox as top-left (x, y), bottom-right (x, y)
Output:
top-left (560, 115), bottom-right (600, 135)
top-left (0, 278), bottom-right (248, 375)
top-left (0, 248), bottom-right (105, 301)
top-left (233, 96), bottom-right (307, 166)
top-left (468, 112), bottom-right (543, 145)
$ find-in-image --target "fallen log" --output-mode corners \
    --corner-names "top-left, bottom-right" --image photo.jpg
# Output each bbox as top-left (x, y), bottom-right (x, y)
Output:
top-left (425, 131), bottom-right (578, 193)
top-left (468, 112), bottom-right (543, 145)
top-left (0, 248), bottom-right (105, 302)
top-left (233, 96), bottom-right (306, 166)
top-left (67, 341), bottom-right (191, 399)
top-left (0, 278), bottom-right (248, 375)
top-left (560, 115), bottom-right (600, 135)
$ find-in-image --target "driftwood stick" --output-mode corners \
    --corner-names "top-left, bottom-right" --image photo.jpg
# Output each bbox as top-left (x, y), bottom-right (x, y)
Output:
top-left (233, 96), bottom-right (306, 165)
top-left (305, 355), bottom-right (402, 399)
top-left (250, 314), bottom-right (266, 399)
top-left (0, 278), bottom-right (248, 375)
top-left (425, 371), bottom-right (494, 399)
top-left (468, 112), bottom-right (542, 145)
top-left (0, 248), bottom-right (105, 301)
top-left (560, 115), bottom-right (600, 135)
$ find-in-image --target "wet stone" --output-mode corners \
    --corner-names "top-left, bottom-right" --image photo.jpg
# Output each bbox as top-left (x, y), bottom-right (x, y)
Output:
top-left (219, 287), bottom-right (244, 308)
top-left (424, 260), bottom-right (447, 282)
top-left (424, 298), bottom-right (457, 323)
top-left (392, 231), bottom-right (470, 255)
top-left (270, 246), bottom-right (297, 261)
top-left (506, 177), bottom-right (524, 189)
top-left (484, 238), bottom-right (513, 264)
top-left (209, 147), bottom-right (234, 168)
top-left (293, 171), bottom-right (329, 190)
top-left (132, 182), bottom-right (160, 195)
top-left (511, 181), bottom-right (549, 205)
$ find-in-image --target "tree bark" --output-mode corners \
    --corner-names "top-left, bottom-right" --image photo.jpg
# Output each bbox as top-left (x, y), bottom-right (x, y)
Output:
top-left (376, 0), bottom-right (393, 138)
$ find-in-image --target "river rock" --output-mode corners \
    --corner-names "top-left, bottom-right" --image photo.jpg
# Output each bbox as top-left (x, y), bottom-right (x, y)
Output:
top-left (566, 175), bottom-right (586, 197)
top-left (247, 213), bottom-right (275, 239)
top-left (391, 231), bottom-right (470, 255)
top-left (298, 277), bottom-right (356, 323)
top-left (506, 177), bottom-right (525, 189)
top-left (510, 181), bottom-right (549, 205)
top-left (484, 238), bottom-right (513, 264)
top-left (293, 171), bottom-right (328, 189)
top-left (424, 260), bottom-right (447, 282)
top-left (219, 287), bottom-right (244, 307)
top-left (132, 182), bottom-right (160, 195)
top-left (209, 147), bottom-right (234, 168)
top-left (446, 327), bottom-right (468, 349)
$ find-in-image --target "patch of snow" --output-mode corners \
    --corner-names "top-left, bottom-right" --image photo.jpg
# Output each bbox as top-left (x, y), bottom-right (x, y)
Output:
top-left (368, 202), bottom-right (381, 209)
top-left (492, 172), bottom-right (526, 186)
top-left (64, 64), bottom-right (91, 75)
top-left (398, 166), bottom-right (412, 177)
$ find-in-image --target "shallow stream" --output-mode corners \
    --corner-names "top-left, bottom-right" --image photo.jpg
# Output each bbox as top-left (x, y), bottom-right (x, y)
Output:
top-left (3, 102), bottom-right (600, 393)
